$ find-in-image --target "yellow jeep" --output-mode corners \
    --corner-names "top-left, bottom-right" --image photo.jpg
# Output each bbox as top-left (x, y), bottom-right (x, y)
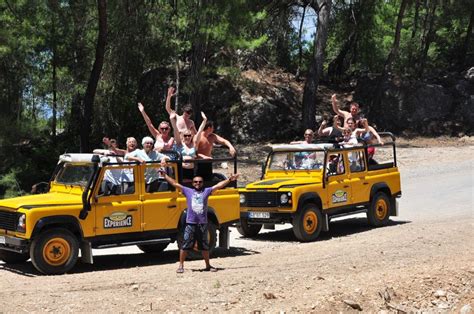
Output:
top-left (0, 153), bottom-right (239, 274)
top-left (238, 134), bottom-right (401, 241)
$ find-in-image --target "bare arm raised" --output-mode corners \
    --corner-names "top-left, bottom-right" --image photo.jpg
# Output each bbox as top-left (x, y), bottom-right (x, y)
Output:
top-left (211, 173), bottom-right (239, 192)
top-left (138, 102), bottom-right (159, 138)
top-left (159, 169), bottom-right (184, 191)
top-left (331, 94), bottom-right (350, 119)
top-left (165, 87), bottom-right (176, 115)
top-left (193, 112), bottom-right (207, 146)
top-left (213, 133), bottom-right (237, 157)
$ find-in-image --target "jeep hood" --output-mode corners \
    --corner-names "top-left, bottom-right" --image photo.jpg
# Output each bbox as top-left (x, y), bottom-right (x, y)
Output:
top-left (0, 192), bottom-right (82, 210)
top-left (245, 177), bottom-right (320, 190)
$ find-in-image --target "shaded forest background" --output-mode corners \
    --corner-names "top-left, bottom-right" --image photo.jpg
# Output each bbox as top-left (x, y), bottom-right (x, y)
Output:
top-left (0, 0), bottom-right (473, 197)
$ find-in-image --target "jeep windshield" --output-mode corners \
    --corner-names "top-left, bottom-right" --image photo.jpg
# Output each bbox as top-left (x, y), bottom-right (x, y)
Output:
top-left (269, 150), bottom-right (325, 171)
top-left (53, 162), bottom-right (95, 187)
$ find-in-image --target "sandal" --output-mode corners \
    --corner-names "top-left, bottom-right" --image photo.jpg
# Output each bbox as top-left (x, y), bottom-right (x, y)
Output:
top-left (204, 266), bottom-right (217, 272)
top-left (176, 267), bottom-right (184, 274)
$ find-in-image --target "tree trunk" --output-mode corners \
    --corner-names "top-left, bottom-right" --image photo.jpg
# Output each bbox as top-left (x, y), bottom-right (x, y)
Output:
top-left (459, 9), bottom-right (474, 67)
top-left (302, 0), bottom-right (331, 130)
top-left (80, 0), bottom-right (107, 152)
top-left (383, 0), bottom-right (408, 76)
top-left (52, 47), bottom-right (57, 138)
top-left (411, 0), bottom-right (420, 39)
top-left (417, 0), bottom-right (437, 77)
top-left (296, 4), bottom-right (307, 79)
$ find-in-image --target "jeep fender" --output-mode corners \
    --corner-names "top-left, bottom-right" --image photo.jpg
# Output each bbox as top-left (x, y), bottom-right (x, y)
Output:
top-left (178, 207), bottom-right (219, 229)
top-left (296, 192), bottom-right (328, 232)
top-left (370, 183), bottom-right (396, 216)
top-left (32, 215), bottom-right (84, 240)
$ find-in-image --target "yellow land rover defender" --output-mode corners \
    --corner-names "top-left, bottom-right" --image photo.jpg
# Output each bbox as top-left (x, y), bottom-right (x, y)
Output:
top-left (238, 133), bottom-right (401, 241)
top-left (0, 153), bottom-right (239, 274)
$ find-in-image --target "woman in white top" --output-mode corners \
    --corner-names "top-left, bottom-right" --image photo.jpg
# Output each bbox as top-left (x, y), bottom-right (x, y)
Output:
top-left (170, 111), bottom-right (207, 180)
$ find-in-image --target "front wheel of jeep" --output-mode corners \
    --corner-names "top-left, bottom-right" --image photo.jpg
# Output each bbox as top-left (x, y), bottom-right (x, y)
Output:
top-left (236, 218), bottom-right (262, 237)
top-left (293, 204), bottom-right (323, 242)
top-left (0, 250), bottom-right (29, 264)
top-left (30, 229), bottom-right (79, 275)
top-left (367, 192), bottom-right (391, 227)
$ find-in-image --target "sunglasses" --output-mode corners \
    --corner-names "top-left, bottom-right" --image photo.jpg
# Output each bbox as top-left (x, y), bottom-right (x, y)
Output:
top-left (183, 134), bottom-right (192, 138)
top-left (193, 180), bottom-right (203, 184)
top-left (304, 134), bottom-right (313, 136)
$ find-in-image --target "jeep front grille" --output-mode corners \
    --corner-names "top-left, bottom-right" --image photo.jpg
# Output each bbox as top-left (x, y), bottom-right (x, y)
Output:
top-left (245, 192), bottom-right (278, 207)
top-left (0, 210), bottom-right (18, 231)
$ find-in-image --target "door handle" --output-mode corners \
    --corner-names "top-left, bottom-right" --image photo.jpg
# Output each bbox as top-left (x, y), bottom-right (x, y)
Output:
top-left (363, 182), bottom-right (369, 185)
top-left (343, 185), bottom-right (349, 188)
top-left (167, 205), bottom-right (177, 208)
top-left (128, 208), bottom-right (138, 212)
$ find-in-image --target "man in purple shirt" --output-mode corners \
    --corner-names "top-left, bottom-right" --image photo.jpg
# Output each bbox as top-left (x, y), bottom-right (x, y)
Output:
top-left (159, 170), bottom-right (239, 273)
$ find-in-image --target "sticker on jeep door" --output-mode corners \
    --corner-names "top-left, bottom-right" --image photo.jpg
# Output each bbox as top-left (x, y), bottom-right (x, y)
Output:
top-left (104, 211), bottom-right (133, 228)
top-left (332, 190), bottom-right (347, 204)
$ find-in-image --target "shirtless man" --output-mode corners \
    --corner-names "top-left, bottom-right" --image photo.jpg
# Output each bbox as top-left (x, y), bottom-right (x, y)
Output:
top-left (197, 121), bottom-right (236, 158)
top-left (165, 86), bottom-right (197, 135)
top-left (331, 94), bottom-right (362, 128)
top-left (291, 129), bottom-right (314, 144)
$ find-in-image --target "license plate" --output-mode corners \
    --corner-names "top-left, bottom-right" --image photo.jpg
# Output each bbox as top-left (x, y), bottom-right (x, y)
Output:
top-left (0, 236), bottom-right (5, 245)
top-left (248, 211), bottom-right (270, 219)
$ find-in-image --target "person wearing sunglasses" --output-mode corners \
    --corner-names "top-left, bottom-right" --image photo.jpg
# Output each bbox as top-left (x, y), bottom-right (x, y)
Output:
top-left (137, 102), bottom-right (175, 152)
top-left (165, 86), bottom-right (198, 135)
top-left (291, 129), bottom-right (315, 144)
top-left (170, 110), bottom-right (208, 181)
top-left (159, 169), bottom-right (239, 274)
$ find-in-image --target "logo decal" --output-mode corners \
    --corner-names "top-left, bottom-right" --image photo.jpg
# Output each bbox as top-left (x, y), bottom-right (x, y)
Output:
top-left (104, 211), bottom-right (133, 228)
top-left (332, 190), bottom-right (348, 204)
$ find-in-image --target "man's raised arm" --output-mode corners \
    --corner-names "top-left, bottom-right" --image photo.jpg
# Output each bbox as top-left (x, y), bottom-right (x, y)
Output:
top-left (211, 173), bottom-right (239, 192)
top-left (159, 169), bottom-right (184, 191)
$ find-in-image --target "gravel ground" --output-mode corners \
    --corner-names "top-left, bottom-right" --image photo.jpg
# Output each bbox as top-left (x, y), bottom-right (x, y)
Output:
top-left (0, 137), bottom-right (472, 312)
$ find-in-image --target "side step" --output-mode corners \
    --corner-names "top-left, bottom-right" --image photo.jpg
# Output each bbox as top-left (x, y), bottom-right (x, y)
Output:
top-left (94, 238), bottom-right (172, 249)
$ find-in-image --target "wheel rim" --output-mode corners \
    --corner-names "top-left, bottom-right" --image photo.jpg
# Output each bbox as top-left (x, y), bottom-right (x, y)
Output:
top-left (43, 237), bottom-right (71, 266)
top-left (375, 198), bottom-right (388, 220)
top-left (303, 211), bottom-right (318, 234)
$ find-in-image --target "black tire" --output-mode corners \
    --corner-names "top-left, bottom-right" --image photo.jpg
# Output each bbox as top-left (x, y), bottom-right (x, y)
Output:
top-left (0, 250), bottom-right (29, 264)
top-left (137, 242), bottom-right (169, 254)
top-left (30, 228), bottom-right (79, 275)
top-left (177, 221), bottom-right (217, 259)
top-left (293, 203), bottom-right (323, 242)
top-left (367, 192), bottom-right (391, 227)
top-left (236, 218), bottom-right (262, 237)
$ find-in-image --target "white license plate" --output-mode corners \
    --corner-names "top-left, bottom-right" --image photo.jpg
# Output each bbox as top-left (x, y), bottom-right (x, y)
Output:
top-left (0, 236), bottom-right (5, 245)
top-left (248, 211), bottom-right (270, 219)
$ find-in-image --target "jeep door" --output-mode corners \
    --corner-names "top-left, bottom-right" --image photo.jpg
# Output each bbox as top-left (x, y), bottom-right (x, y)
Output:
top-left (347, 149), bottom-right (371, 204)
top-left (93, 164), bottom-right (143, 235)
top-left (141, 163), bottom-right (180, 231)
top-left (325, 152), bottom-right (353, 209)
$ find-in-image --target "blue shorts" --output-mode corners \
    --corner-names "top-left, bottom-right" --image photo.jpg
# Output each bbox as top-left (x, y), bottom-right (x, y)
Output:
top-left (182, 223), bottom-right (209, 251)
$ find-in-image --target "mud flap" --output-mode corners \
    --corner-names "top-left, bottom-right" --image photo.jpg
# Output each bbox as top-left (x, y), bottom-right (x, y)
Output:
top-left (218, 227), bottom-right (230, 249)
top-left (323, 213), bottom-right (329, 232)
top-left (80, 241), bottom-right (93, 264)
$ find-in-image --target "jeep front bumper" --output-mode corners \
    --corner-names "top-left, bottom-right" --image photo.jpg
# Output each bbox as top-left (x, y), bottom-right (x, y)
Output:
top-left (0, 235), bottom-right (29, 254)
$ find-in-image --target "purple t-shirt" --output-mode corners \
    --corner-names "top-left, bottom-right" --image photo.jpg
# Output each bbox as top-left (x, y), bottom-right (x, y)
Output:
top-left (181, 186), bottom-right (213, 224)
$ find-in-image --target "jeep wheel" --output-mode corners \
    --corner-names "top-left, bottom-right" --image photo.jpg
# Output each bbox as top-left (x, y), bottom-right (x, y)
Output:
top-left (293, 204), bottom-right (323, 242)
top-left (0, 250), bottom-right (29, 264)
top-left (367, 192), bottom-right (391, 227)
top-left (177, 221), bottom-right (217, 259)
top-left (236, 218), bottom-right (262, 237)
top-left (137, 242), bottom-right (169, 254)
top-left (30, 229), bottom-right (79, 275)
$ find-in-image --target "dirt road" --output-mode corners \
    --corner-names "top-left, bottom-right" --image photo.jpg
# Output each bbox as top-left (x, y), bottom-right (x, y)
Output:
top-left (0, 142), bottom-right (473, 312)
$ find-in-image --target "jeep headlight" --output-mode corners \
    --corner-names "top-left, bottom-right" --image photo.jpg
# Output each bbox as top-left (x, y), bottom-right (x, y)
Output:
top-left (239, 193), bottom-right (246, 204)
top-left (280, 192), bottom-right (292, 205)
top-left (17, 214), bottom-right (26, 233)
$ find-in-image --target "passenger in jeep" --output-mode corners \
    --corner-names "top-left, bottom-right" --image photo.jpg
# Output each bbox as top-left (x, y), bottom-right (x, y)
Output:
top-left (291, 129), bottom-right (315, 144)
top-left (138, 102), bottom-right (175, 152)
top-left (159, 170), bottom-right (239, 274)
top-left (317, 115), bottom-right (343, 139)
top-left (331, 93), bottom-right (363, 128)
top-left (165, 86), bottom-right (198, 135)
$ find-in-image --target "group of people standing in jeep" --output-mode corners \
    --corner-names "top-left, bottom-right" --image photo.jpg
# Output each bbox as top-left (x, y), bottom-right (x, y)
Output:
top-left (294, 94), bottom-right (384, 152)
